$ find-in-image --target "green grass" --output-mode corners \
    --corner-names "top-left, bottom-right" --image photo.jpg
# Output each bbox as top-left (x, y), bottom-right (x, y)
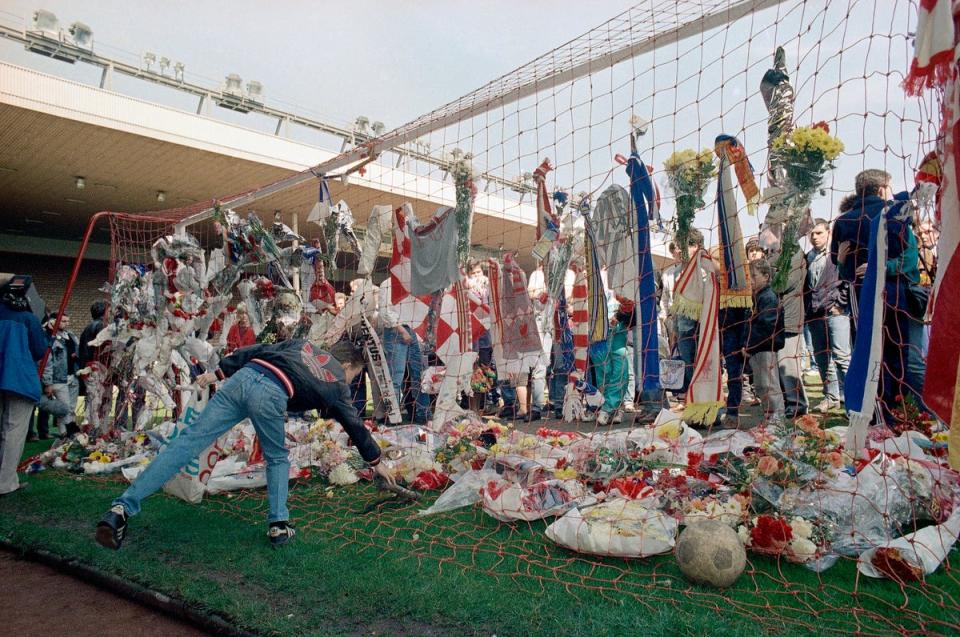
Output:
top-left (3, 439), bottom-right (960, 637)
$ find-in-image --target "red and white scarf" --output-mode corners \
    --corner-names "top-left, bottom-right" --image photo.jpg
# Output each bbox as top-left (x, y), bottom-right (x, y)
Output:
top-left (682, 253), bottom-right (723, 425)
top-left (569, 261), bottom-right (590, 373)
top-left (389, 203), bottom-right (431, 336)
top-left (904, 0), bottom-right (958, 95)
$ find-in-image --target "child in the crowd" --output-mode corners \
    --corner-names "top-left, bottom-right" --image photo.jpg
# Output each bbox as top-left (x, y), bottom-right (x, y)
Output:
top-left (591, 297), bottom-right (635, 426)
top-left (744, 260), bottom-right (785, 424)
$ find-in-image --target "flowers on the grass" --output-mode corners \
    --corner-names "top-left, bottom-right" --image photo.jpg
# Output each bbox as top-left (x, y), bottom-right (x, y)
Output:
top-left (737, 514), bottom-right (828, 563)
top-left (536, 427), bottom-right (580, 446)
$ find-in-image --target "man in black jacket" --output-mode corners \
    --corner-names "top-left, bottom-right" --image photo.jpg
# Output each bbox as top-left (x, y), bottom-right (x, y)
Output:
top-left (744, 260), bottom-right (785, 424)
top-left (805, 219), bottom-right (850, 412)
top-left (96, 338), bottom-right (395, 549)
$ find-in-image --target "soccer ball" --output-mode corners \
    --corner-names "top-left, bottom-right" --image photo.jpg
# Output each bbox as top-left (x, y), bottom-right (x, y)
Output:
top-left (675, 520), bottom-right (746, 588)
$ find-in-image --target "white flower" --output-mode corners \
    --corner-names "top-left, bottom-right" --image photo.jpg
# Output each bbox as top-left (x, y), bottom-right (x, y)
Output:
top-left (790, 517), bottom-right (814, 540)
top-left (737, 525), bottom-right (751, 547)
top-left (328, 463), bottom-right (359, 485)
top-left (787, 537), bottom-right (818, 563)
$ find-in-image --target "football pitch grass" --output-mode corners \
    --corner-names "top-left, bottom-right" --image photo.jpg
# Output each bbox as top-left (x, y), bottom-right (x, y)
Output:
top-left (2, 439), bottom-right (959, 637)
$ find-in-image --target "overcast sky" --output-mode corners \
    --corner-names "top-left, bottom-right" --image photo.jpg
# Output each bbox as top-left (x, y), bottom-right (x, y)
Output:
top-left (0, 1), bottom-right (934, 241)
top-left (0, 0), bottom-right (633, 129)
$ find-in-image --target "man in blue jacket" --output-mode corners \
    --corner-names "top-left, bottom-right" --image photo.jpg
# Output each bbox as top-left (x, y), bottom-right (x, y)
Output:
top-left (96, 337), bottom-right (395, 549)
top-left (0, 275), bottom-right (48, 496)
top-left (831, 170), bottom-right (924, 420)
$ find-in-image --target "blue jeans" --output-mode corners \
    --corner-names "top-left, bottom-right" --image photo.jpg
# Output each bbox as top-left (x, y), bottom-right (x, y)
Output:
top-left (382, 327), bottom-right (429, 422)
top-left (115, 367), bottom-right (291, 522)
top-left (807, 312), bottom-right (851, 402)
top-left (676, 316), bottom-right (699, 394)
top-left (719, 308), bottom-right (748, 418)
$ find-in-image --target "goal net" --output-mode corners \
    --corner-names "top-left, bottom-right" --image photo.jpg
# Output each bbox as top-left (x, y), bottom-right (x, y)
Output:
top-left (57, 0), bottom-right (959, 632)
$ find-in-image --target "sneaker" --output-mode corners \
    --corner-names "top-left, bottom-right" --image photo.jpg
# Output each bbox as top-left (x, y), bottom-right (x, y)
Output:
top-left (596, 411), bottom-right (611, 426)
top-left (611, 410), bottom-right (623, 424)
top-left (498, 404), bottom-right (519, 420)
top-left (814, 398), bottom-right (840, 413)
top-left (95, 505), bottom-right (128, 550)
top-left (720, 415), bottom-right (741, 430)
top-left (580, 411), bottom-right (596, 423)
top-left (268, 522), bottom-right (296, 547)
top-left (622, 401), bottom-right (637, 413)
top-left (527, 408), bottom-right (542, 422)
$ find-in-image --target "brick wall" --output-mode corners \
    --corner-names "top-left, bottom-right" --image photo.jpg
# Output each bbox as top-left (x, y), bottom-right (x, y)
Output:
top-left (0, 252), bottom-right (109, 325)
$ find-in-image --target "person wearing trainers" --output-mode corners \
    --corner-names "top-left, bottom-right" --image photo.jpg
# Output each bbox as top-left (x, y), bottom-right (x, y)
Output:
top-left (96, 339), bottom-right (395, 549)
top-left (805, 218), bottom-right (849, 412)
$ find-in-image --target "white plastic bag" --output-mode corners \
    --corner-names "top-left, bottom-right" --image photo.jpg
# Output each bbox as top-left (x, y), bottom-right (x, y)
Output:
top-left (545, 498), bottom-right (678, 558)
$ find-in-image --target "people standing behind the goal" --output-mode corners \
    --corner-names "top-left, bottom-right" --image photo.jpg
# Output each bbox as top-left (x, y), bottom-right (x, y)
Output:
top-left (374, 278), bottom-right (429, 425)
top-left (804, 217), bottom-right (850, 412)
top-left (776, 236), bottom-right (809, 419)
top-left (673, 229), bottom-right (706, 402)
top-left (744, 260), bottom-right (786, 424)
top-left (226, 306), bottom-right (256, 354)
top-left (832, 169), bottom-right (926, 423)
top-left (78, 300), bottom-right (112, 430)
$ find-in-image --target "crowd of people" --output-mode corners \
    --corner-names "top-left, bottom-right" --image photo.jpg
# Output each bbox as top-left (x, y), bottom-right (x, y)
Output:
top-left (0, 166), bottom-right (941, 504)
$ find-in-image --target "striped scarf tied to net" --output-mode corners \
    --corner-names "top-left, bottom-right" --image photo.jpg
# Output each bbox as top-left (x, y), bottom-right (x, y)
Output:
top-left (714, 134), bottom-right (757, 310)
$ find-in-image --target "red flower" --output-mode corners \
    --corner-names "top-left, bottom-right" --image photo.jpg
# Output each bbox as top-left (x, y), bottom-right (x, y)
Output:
top-left (750, 515), bottom-right (793, 554)
top-left (812, 121), bottom-right (830, 133)
top-left (871, 547), bottom-right (923, 583)
top-left (411, 469), bottom-right (450, 491)
top-left (607, 477), bottom-right (651, 500)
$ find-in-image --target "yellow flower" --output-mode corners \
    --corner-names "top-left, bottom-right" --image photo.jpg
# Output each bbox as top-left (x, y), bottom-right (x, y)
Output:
top-left (654, 420), bottom-right (682, 441)
top-left (554, 467), bottom-right (578, 480)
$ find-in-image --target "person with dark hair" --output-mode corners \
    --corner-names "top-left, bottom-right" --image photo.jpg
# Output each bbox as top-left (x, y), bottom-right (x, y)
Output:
top-left (805, 218), bottom-right (850, 412)
top-left (830, 169), bottom-right (894, 316)
top-left (78, 300), bottom-right (111, 428)
top-left (96, 337), bottom-right (395, 549)
top-left (744, 260), bottom-right (785, 424)
top-left (41, 312), bottom-right (80, 437)
top-left (0, 274), bottom-right (48, 495)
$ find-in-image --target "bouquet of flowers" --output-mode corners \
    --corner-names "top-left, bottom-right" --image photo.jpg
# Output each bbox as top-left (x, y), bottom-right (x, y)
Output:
top-left (768, 122), bottom-right (844, 290)
top-left (737, 514), bottom-right (829, 563)
top-left (663, 148), bottom-right (717, 259)
top-left (470, 364), bottom-right (496, 394)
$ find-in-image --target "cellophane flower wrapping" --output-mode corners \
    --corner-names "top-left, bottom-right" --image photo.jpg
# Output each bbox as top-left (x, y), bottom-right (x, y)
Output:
top-left (546, 498), bottom-right (678, 558)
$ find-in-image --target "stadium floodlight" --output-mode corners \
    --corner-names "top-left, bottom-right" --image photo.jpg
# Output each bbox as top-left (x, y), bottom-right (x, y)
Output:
top-left (173, 61), bottom-right (185, 82)
top-left (75, 176), bottom-right (85, 190)
top-left (245, 80), bottom-right (263, 102)
top-left (159, 56), bottom-right (171, 75)
top-left (371, 121), bottom-right (386, 136)
top-left (354, 116), bottom-right (370, 136)
top-left (68, 22), bottom-right (93, 50)
top-left (32, 9), bottom-right (59, 35)
top-left (143, 52), bottom-right (156, 71)
top-left (223, 73), bottom-right (243, 96)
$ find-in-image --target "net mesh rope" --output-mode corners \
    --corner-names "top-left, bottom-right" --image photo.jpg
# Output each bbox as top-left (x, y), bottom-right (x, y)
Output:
top-left (64, 1), bottom-right (959, 633)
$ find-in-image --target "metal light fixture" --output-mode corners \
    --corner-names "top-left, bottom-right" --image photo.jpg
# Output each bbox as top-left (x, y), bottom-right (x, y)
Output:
top-left (354, 116), bottom-right (370, 135)
top-left (173, 61), bottom-right (185, 82)
top-left (143, 51), bottom-right (156, 71)
top-left (371, 121), bottom-right (385, 136)
top-left (159, 56), bottom-right (171, 75)
top-left (32, 9), bottom-right (59, 35)
top-left (223, 73), bottom-right (243, 96)
top-left (75, 176), bottom-right (85, 190)
top-left (156, 190), bottom-right (166, 203)
top-left (68, 22), bottom-right (93, 50)
top-left (245, 80), bottom-right (263, 102)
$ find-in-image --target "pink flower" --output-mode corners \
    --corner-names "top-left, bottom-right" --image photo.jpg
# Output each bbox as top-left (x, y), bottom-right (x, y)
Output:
top-left (757, 456), bottom-right (780, 476)
top-left (824, 451), bottom-right (844, 468)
